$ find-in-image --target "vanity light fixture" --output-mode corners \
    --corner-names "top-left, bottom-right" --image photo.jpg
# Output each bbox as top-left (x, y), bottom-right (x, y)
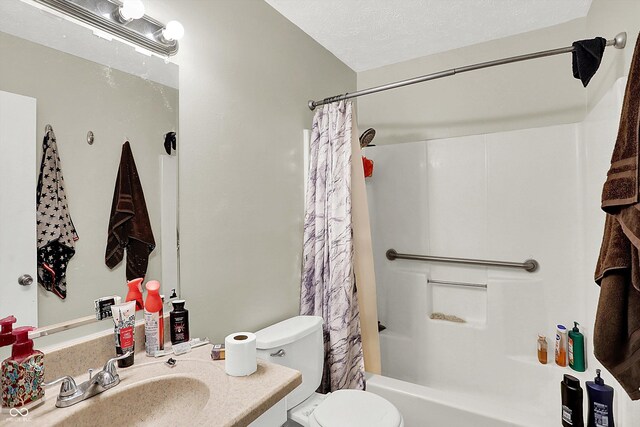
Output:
top-left (116, 0), bottom-right (145, 23)
top-left (32, 0), bottom-right (183, 57)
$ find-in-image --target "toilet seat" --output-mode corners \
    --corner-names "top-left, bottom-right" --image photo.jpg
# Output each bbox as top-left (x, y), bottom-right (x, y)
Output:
top-left (308, 390), bottom-right (404, 427)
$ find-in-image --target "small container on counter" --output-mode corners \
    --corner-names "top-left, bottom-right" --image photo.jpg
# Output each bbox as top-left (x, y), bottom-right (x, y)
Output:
top-left (170, 300), bottom-right (190, 345)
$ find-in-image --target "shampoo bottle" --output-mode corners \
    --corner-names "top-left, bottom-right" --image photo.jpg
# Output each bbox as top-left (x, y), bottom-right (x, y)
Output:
top-left (125, 277), bottom-right (145, 311)
top-left (170, 300), bottom-right (190, 345)
top-left (569, 321), bottom-right (586, 372)
top-left (144, 280), bottom-right (164, 356)
top-left (561, 374), bottom-right (584, 427)
top-left (586, 369), bottom-right (615, 427)
top-left (1, 327), bottom-right (45, 412)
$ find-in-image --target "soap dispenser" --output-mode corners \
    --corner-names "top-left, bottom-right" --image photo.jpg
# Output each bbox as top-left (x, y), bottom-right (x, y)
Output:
top-left (586, 369), bottom-right (615, 427)
top-left (125, 277), bottom-right (145, 311)
top-left (569, 321), bottom-right (586, 372)
top-left (0, 316), bottom-right (17, 347)
top-left (1, 326), bottom-right (45, 412)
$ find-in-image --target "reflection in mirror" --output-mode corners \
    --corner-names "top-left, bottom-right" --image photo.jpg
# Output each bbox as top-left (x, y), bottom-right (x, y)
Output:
top-left (0, 0), bottom-right (179, 342)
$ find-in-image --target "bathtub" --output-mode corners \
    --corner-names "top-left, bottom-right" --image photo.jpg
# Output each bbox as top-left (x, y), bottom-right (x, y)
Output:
top-left (366, 373), bottom-right (555, 427)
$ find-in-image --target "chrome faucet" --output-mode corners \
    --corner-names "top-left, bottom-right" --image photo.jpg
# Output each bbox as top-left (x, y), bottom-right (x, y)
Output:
top-left (44, 352), bottom-right (132, 408)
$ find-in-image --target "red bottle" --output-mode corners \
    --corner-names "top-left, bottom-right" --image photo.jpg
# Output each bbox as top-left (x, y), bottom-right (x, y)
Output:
top-left (0, 315), bottom-right (17, 347)
top-left (126, 277), bottom-right (145, 311)
top-left (144, 280), bottom-right (164, 356)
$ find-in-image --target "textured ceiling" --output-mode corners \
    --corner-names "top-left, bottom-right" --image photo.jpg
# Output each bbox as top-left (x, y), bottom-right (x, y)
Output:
top-left (264, 0), bottom-right (593, 72)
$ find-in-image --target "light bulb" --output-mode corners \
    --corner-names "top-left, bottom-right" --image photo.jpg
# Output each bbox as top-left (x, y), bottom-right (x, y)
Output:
top-left (120, 0), bottom-right (145, 21)
top-left (162, 20), bottom-right (184, 41)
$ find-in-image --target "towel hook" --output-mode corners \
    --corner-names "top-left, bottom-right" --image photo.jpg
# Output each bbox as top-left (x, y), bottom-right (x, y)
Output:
top-left (45, 124), bottom-right (53, 134)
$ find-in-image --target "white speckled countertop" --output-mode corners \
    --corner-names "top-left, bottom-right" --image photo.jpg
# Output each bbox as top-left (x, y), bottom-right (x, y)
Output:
top-left (1, 343), bottom-right (301, 427)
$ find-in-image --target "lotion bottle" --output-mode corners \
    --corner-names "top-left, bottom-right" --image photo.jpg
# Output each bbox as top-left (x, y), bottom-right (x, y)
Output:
top-left (556, 324), bottom-right (568, 367)
top-left (586, 369), bottom-right (615, 427)
top-left (1, 327), bottom-right (45, 412)
top-left (144, 280), bottom-right (164, 356)
top-left (170, 300), bottom-right (190, 345)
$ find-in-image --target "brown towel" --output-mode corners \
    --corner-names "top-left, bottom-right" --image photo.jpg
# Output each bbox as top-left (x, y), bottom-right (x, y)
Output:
top-left (594, 34), bottom-right (640, 400)
top-left (105, 141), bottom-right (155, 280)
top-left (601, 35), bottom-right (640, 211)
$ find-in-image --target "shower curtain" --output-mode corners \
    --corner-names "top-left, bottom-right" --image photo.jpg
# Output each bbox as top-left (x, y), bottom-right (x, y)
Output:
top-left (301, 100), bottom-right (366, 392)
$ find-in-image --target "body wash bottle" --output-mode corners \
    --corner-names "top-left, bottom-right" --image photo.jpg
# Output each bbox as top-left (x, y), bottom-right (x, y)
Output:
top-left (1, 327), bottom-right (44, 412)
top-left (144, 280), bottom-right (164, 356)
top-left (586, 369), bottom-right (615, 427)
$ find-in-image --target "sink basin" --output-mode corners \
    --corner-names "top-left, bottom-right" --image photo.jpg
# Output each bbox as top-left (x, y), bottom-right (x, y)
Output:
top-left (55, 376), bottom-right (210, 427)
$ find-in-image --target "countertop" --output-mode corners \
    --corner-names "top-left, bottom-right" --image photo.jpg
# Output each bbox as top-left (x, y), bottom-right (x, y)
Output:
top-left (0, 344), bottom-right (301, 426)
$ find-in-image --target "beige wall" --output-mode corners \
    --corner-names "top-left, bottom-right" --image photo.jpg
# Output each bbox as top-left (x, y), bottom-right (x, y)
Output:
top-left (0, 31), bottom-right (178, 326)
top-left (144, 0), bottom-right (356, 341)
top-left (357, 0), bottom-right (640, 145)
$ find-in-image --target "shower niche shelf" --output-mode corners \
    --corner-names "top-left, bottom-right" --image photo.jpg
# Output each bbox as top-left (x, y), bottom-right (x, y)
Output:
top-left (427, 279), bottom-right (487, 326)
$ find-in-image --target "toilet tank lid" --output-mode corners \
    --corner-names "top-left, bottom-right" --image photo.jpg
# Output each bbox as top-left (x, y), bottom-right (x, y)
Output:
top-left (255, 316), bottom-right (323, 349)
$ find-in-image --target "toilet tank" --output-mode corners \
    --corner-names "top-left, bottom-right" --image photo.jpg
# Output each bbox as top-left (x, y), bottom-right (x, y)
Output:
top-left (255, 316), bottom-right (323, 409)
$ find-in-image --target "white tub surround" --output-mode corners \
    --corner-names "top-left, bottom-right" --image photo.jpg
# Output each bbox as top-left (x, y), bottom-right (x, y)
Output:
top-left (365, 78), bottom-right (640, 425)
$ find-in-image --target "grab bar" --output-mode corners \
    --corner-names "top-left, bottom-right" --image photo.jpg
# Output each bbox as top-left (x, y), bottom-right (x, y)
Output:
top-left (428, 279), bottom-right (487, 289)
top-left (386, 249), bottom-right (539, 272)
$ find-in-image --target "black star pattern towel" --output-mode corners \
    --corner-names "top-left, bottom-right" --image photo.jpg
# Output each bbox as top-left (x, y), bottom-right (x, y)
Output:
top-left (36, 129), bottom-right (78, 299)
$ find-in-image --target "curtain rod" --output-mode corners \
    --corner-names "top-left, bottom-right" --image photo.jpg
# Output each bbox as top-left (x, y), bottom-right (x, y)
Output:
top-left (308, 32), bottom-right (627, 111)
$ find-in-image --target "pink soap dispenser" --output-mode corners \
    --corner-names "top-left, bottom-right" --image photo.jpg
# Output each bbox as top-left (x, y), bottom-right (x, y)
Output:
top-left (126, 277), bottom-right (145, 311)
top-left (0, 316), bottom-right (17, 347)
top-left (1, 326), bottom-right (45, 411)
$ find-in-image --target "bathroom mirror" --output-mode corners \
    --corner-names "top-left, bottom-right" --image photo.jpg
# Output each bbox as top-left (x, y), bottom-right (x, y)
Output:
top-left (0, 1), bottom-right (179, 339)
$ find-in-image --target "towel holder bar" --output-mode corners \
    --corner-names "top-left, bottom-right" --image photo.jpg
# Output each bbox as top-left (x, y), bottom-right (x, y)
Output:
top-left (386, 249), bottom-right (539, 272)
top-left (428, 279), bottom-right (487, 289)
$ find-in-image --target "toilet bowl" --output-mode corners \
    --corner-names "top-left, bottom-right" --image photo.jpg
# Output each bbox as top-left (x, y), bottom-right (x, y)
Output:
top-left (255, 316), bottom-right (403, 427)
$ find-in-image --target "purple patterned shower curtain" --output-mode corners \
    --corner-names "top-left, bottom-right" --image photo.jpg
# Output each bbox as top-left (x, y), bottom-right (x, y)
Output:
top-left (300, 100), bottom-right (365, 393)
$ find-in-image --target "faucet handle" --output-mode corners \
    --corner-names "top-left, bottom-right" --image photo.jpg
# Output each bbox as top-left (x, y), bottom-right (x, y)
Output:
top-left (43, 375), bottom-right (78, 398)
top-left (103, 351), bottom-right (133, 377)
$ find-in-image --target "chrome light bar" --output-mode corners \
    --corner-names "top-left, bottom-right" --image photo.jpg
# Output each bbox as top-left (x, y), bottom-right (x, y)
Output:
top-left (32, 0), bottom-right (179, 56)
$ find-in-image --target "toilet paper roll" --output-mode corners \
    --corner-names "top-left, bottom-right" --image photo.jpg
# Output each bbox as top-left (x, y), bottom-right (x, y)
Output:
top-left (224, 332), bottom-right (257, 376)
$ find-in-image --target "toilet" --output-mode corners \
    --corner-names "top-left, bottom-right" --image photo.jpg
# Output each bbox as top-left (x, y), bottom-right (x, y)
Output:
top-left (255, 316), bottom-right (404, 427)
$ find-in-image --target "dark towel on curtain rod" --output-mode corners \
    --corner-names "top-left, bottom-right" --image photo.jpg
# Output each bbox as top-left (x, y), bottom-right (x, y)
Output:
top-left (572, 37), bottom-right (607, 87)
top-left (594, 33), bottom-right (640, 401)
